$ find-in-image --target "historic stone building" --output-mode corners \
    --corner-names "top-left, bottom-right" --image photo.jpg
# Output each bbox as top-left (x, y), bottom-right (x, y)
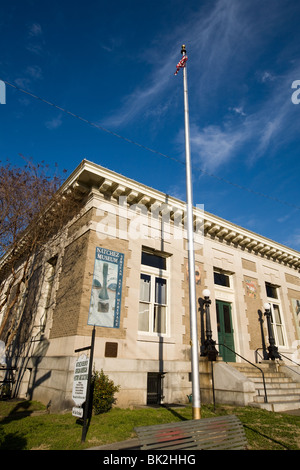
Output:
top-left (1, 159), bottom-right (300, 412)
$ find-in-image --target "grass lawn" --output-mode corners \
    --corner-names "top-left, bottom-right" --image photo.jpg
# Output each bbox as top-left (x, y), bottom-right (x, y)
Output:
top-left (0, 399), bottom-right (299, 450)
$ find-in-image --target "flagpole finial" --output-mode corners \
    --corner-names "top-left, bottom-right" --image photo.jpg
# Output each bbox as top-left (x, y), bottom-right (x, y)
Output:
top-left (181, 44), bottom-right (186, 55)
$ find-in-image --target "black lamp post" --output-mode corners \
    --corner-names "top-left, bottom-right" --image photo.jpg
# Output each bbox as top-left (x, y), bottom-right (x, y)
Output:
top-left (202, 289), bottom-right (218, 361)
top-left (258, 309), bottom-right (269, 360)
top-left (264, 303), bottom-right (281, 360)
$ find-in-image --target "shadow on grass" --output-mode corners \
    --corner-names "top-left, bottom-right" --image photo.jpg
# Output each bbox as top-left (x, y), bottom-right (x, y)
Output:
top-left (0, 429), bottom-right (27, 450)
top-left (244, 424), bottom-right (291, 450)
top-left (160, 404), bottom-right (189, 421)
top-left (0, 401), bottom-right (35, 450)
top-left (0, 400), bottom-right (35, 424)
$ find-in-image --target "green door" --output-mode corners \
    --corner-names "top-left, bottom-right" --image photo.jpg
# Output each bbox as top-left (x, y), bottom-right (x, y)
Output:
top-left (216, 300), bottom-right (236, 362)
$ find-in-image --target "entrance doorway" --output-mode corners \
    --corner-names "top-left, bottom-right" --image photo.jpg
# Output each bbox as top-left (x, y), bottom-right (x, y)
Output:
top-left (216, 300), bottom-right (236, 362)
top-left (147, 372), bottom-right (163, 405)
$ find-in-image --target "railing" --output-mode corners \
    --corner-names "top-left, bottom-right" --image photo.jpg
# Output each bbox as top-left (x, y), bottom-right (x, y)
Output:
top-left (279, 352), bottom-right (300, 368)
top-left (255, 348), bottom-right (300, 377)
top-left (255, 348), bottom-right (268, 363)
top-left (217, 343), bottom-right (268, 403)
top-left (277, 353), bottom-right (300, 377)
top-left (0, 366), bottom-right (17, 400)
top-left (0, 366), bottom-right (17, 384)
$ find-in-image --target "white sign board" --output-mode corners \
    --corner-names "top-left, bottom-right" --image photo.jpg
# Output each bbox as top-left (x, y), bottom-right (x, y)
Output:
top-left (72, 354), bottom-right (89, 407)
top-left (72, 406), bottom-right (84, 418)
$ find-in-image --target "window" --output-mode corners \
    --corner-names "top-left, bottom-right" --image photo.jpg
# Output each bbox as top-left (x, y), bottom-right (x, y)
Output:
top-left (214, 270), bottom-right (231, 288)
top-left (265, 283), bottom-right (278, 299)
top-left (265, 283), bottom-right (285, 346)
top-left (141, 251), bottom-right (166, 270)
top-left (139, 251), bottom-right (168, 334)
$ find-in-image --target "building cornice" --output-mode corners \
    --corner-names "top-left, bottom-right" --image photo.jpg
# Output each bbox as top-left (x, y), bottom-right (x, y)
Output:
top-left (2, 159), bottom-right (298, 273)
top-left (66, 160), bottom-right (300, 271)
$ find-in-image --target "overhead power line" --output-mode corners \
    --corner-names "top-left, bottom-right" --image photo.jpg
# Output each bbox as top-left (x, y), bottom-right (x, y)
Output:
top-left (2, 78), bottom-right (299, 211)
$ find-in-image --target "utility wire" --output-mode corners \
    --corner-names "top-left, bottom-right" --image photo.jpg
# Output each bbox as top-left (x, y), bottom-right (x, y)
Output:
top-left (2, 78), bottom-right (299, 211)
top-left (2, 79), bottom-right (180, 165)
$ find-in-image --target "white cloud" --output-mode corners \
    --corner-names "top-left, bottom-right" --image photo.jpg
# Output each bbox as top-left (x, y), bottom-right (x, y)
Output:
top-left (102, 56), bottom-right (175, 128)
top-left (45, 114), bottom-right (63, 130)
top-left (229, 107), bottom-right (246, 117)
top-left (260, 71), bottom-right (276, 83)
top-left (15, 77), bottom-right (31, 89)
top-left (15, 65), bottom-right (43, 92)
top-left (189, 124), bottom-right (246, 171)
top-left (100, 0), bottom-right (300, 176)
top-left (26, 65), bottom-right (42, 79)
top-left (102, 0), bottom-right (247, 128)
top-left (28, 23), bottom-right (42, 37)
top-left (27, 23), bottom-right (44, 55)
top-left (284, 230), bottom-right (300, 250)
top-left (26, 43), bottom-right (43, 55)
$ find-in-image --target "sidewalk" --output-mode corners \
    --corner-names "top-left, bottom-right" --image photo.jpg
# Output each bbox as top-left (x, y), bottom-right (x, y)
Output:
top-left (282, 408), bottom-right (300, 416)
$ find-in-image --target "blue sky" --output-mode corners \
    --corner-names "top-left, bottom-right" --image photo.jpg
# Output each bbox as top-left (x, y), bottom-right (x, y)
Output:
top-left (1, 0), bottom-right (300, 250)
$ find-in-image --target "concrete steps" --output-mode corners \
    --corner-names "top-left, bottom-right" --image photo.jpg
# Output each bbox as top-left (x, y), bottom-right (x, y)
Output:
top-left (229, 362), bottom-right (300, 412)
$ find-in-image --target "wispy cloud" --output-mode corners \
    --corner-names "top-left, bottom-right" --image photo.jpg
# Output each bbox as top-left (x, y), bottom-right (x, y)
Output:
top-left (26, 43), bottom-right (43, 55)
top-left (28, 23), bottom-right (42, 37)
top-left (102, 56), bottom-right (175, 128)
top-left (229, 107), bottom-right (246, 117)
top-left (26, 22), bottom-right (44, 55)
top-left (284, 229), bottom-right (300, 250)
top-left (15, 77), bottom-right (31, 89)
top-left (26, 65), bottom-right (43, 79)
top-left (101, 0), bottom-right (300, 174)
top-left (45, 114), bottom-right (63, 130)
top-left (101, 0), bottom-right (260, 129)
top-left (259, 71), bottom-right (276, 83)
top-left (15, 65), bottom-right (43, 92)
top-left (189, 80), bottom-right (293, 172)
top-left (100, 36), bottom-right (123, 53)
top-left (190, 123), bottom-right (247, 171)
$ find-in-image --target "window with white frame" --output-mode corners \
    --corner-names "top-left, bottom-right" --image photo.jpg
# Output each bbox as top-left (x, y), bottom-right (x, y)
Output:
top-left (139, 251), bottom-right (168, 335)
top-left (265, 282), bottom-right (286, 346)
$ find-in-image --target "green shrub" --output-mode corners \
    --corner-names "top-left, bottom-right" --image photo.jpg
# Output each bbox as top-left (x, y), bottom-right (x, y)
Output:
top-left (92, 369), bottom-right (120, 415)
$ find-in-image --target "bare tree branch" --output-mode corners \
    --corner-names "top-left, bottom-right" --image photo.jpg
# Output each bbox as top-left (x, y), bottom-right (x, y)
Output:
top-left (0, 158), bottom-right (80, 349)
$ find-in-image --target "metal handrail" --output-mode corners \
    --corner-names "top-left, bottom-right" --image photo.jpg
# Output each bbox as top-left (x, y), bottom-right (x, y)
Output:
top-left (255, 348), bottom-right (267, 363)
top-left (279, 353), bottom-right (300, 368)
top-left (278, 353), bottom-right (300, 376)
top-left (255, 346), bottom-right (300, 376)
top-left (217, 343), bottom-right (268, 403)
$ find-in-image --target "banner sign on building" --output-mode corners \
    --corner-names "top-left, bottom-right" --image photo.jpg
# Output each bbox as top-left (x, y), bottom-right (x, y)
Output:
top-left (87, 247), bottom-right (124, 328)
top-left (72, 353), bottom-right (89, 417)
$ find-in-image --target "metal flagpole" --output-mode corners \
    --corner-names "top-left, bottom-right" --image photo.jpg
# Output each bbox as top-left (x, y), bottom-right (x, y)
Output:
top-left (181, 44), bottom-right (201, 419)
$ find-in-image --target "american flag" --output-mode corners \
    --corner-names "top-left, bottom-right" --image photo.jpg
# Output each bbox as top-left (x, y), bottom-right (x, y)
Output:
top-left (174, 55), bottom-right (188, 75)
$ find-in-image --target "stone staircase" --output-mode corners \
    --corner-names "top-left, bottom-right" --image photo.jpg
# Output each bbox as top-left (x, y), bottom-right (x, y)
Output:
top-left (230, 362), bottom-right (300, 412)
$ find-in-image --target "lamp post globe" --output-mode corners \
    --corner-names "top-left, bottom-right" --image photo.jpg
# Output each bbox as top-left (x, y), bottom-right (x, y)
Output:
top-left (202, 289), bottom-right (211, 298)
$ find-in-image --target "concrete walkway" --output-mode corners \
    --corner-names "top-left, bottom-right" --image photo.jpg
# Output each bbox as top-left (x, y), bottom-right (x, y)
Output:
top-left (281, 408), bottom-right (300, 416)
